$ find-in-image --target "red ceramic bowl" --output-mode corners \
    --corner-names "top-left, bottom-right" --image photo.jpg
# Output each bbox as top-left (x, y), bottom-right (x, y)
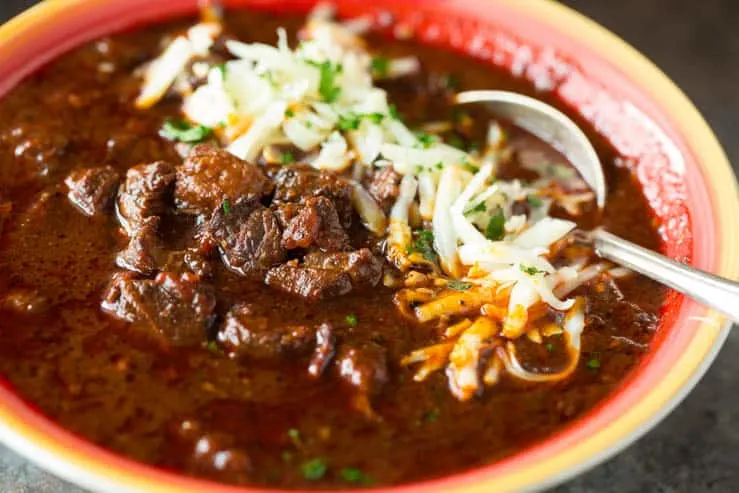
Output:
top-left (0, 1), bottom-right (737, 492)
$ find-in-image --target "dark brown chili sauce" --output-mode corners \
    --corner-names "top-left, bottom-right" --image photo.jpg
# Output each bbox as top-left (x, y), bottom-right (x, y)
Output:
top-left (0, 10), bottom-right (664, 489)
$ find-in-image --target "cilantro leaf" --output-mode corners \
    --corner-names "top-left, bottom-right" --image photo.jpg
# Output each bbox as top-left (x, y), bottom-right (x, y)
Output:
top-left (484, 210), bottom-right (506, 241)
top-left (345, 314), bottom-right (358, 326)
top-left (338, 114), bottom-right (361, 131)
top-left (159, 120), bottom-right (212, 143)
top-left (519, 264), bottom-right (545, 276)
top-left (447, 280), bottom-right (472, 291)
top-left (406, 230), bottom-right (438, 264)
top-left (310, 60), bottom-right (342, 102)
top-left (280, 150), bottom-right (295, 165)
top-left (464, 201), bottom-right (487, 215)
top-left (370, 56), bottom-right (390, 78)
top-left (414, 131), bottom-right (438, 149)
top-left (301, 458), bottom-right (328, 480)
top-left (527, 195), bottom-right (543, 207)
top-left (340, 467), bottom-right (373, 484)
top-left (388, 103), bottom-right (403, 121)
top-left (221, 198), bottom-right (232, 215)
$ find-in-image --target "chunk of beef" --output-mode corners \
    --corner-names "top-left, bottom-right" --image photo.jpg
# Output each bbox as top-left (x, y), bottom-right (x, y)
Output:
top-left (117, 161), bottom-right (175, 232)
top-left (271, 202), bottom-right (301, 229)
top-left (272, 166), bottom-right (353, 228)
top-left (64, 166), bottom-right (119, 216)
top-left (217, 303), bottom-right (314, 359)
top-left (335, 342), bottom-right (388, 418)
top-left (303, 249), bottom-right (383, 287)
top-left (101, 271), bottom-right (215, 346)
top-left (365, 166), bottom-right (401, 212)
top-left (175, 144), bottom-right (272, 215)
top-left (202, 200), bottom-right (286, 278)
top-left (163, 249), bottom-right (213, 279)
top-left (265, 262), bottom-right (353, 301)
top-left (115, 216), bottom-right (163, 275)
top-left (281, 196), bottom-right (351, 252)
top-left (308, 323), bottom-right (336, 377)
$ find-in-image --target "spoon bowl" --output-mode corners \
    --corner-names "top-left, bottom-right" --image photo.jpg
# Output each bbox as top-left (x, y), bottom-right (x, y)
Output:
top-left (455, 90), bottom-right (739, 323)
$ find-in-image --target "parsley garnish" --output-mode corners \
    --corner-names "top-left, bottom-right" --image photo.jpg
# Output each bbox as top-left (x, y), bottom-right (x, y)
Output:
top-left (215, 63), bottom-right (227, 77)
top-left (365, 112), bottom-right (384, 124)
top-left (345, 314), bottom-right (358, 326)
top-left (415, 131), bottom-right (438, 148)
top-left (301, 458), bottom-right (328, 480)
top-left (309, 60), bottom-right (342, 102)
top-left (545, 343), bottom-right (555, 352)
top-left (464, 201), bottom-right (487, 215)
top-left (484, 210), bottom-right (506, 241)
top-left (388, 103), bottom-right (402, 121)
top-left (370, 56), bottom-right (390, 78)
top-left (340, 468), bottom-right (372, 484)
top-left (285, 108), bottom-right (295, 118)
top-left (519, 264), bottom-right (544, 276)
top-left (447, 280), bottom-right (472, 291)
top-left (221, 198), bottom-right (232, 215)
top-left (159, 120), bottom-right (212, 143)
top-left (338, 114), bottom-right (361, 131)
top-left (280, 151), bottom-right (295, 165)
top-left (527, 195), bottom-right (543, 207)
top-left (586, 358), bottom-right (601, 370)
top-left (406, 230), bottom-right (438, 263)
top-left (205, 340), bottom-right (220, 354)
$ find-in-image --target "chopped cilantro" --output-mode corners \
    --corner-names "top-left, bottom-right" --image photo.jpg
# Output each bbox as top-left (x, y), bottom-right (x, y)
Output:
top-left (545, 343), bottom-right (555, 352)
top-left (435, 161), bottom-right (444, 170)
top-left (527, 195), bottom-right (543, 207)
top-left (425, 407), bottom-right (441, 422)
top-left (205, 340), bottom-right (220, 354)
top-left (406, 230), bottom-right (438, 264)
top-left (309, 60), bottom-right (342, 102)
top-left (365, 112), bottom-right (384, 124)
top-left (586, 358), bottom-right (601, 370)
top-left (388, 103), bottom-right (403, 121)
top-left (464, 201), bottom-right (487, 215)
top-left (338, 114), bottom-right (362, 131)
top-left (304, 121), bottom-right (313, 129)
top-left (221, 198), bottom-right (232, 215)
top-left (345, 314), bottom-right (358, 326)
top-left (519, 264), bottom-right (544, 276)
top-left (285, 108), bottom-right (295, 118)
top-left (370, 55), bottom-right (390, 78)
top-left (415, 131), bottom-right (438, 149)
top-left (340, 467), bottom-right (372, 484)
top-left (484, 210), bottom-right (506, 241)
top-left (215, 63), bottom-right (227, 77)
top-left (447, 280), bottom-right (472, 291)
top-left (462, 161), bottom-right (479, 174)
top-left (159, 120), bottom-right (212, 143)
top-left (280, 151), bottom-right (295, 165)
top-left (301, 458), bottom-right (328, 480)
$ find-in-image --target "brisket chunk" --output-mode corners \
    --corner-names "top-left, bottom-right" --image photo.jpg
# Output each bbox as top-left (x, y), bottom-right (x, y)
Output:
top-left (201, 200), bottom-right (286, 278)
top-left (117, 161), bottom-right (175, 232)
top-left (365, 166), bottom-right (401, 212)
top-left (101, 271), bottom-right (215, 346)
top-left (115, 216), bottom-right (164, 275)
top-left (264, 262), bottom-right (353, 301)
top-left (217, 303), bottom-right (314, 359)
top-left (175, 145), bottom-right (272, 215)
top-left (64, 166), bottom-right (119, 216)
top-left (280, 196), bottom-right (351, 252)
top-left (272, 166), bottom-right (353, 228)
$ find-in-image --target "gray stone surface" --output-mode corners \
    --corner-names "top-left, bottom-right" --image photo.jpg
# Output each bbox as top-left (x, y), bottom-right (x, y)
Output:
top-left (0, 0), bottom-right (737, 492)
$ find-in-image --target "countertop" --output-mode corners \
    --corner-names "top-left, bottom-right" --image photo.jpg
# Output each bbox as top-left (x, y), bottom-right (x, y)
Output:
top-left (0, 0), bottom-right (737, 492)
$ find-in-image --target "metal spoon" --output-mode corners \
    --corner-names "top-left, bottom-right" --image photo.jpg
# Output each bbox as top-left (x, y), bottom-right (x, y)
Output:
top-left (455, 90), bottom-right (739, 323)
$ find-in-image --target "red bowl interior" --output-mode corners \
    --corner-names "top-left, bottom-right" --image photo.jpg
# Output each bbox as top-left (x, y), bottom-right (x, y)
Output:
top-left (0, 0), bottom-right (720, 492)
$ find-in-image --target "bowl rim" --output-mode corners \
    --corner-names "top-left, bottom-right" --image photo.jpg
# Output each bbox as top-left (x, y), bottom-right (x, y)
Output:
top-left (0, 0), bottom-right (736, 492)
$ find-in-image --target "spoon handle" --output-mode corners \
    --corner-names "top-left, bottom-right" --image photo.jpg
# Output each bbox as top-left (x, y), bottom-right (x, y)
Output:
top-left (593, 229), bottom-right (739, 323)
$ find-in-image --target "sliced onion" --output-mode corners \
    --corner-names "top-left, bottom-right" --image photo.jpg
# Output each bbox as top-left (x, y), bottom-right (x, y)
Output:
top-left (433, 166), bottom-right (466, 276)
top-left (351, 184), bottom-right (387, 235)
top-left (227, 101), bottom-right (287, 161)
top-left (417, 172), bottom-right (436, 222)
top-left (136, 36), bottom-right (193, 109)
